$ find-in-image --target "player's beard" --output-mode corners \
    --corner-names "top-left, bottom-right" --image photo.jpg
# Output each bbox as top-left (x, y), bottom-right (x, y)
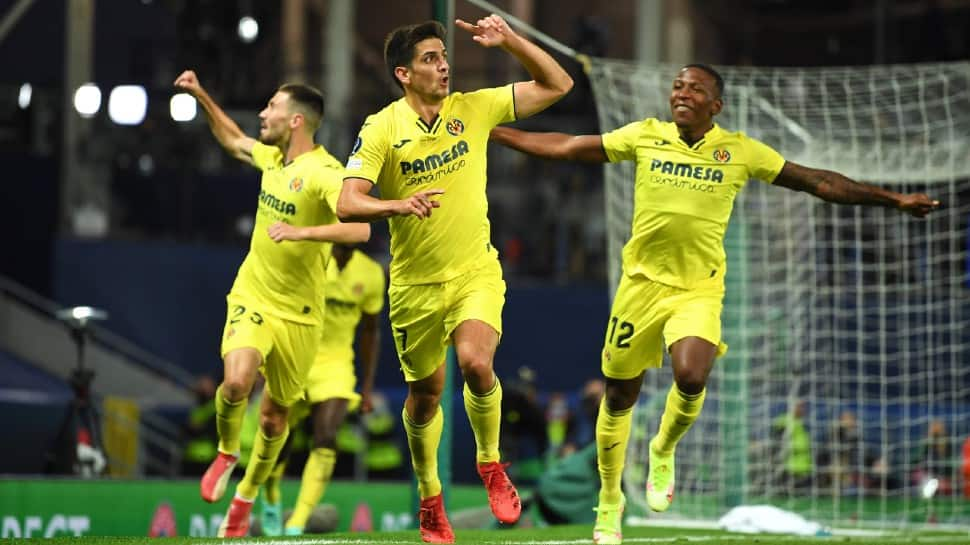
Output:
top-left (259, 128), bottom-right (287, 148)
top-left (433, 78), bottom-right (449, 100)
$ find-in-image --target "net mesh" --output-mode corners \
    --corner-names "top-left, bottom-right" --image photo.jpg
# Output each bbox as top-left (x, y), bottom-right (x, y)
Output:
top-left (588, 59), bottom-right (970, 528)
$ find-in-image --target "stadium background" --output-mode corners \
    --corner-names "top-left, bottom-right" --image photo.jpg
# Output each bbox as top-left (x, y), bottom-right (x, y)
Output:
top-left (0, 0), bottom-right (968, 539)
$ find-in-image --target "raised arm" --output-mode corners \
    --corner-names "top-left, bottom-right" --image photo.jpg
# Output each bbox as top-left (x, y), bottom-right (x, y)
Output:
top-left (773, 161), bottom-right (940, 218)
top-left (174, 70), bottom-right (256, 165)
top-left (337, 178), bottom-right (444, 222)
top-left (455, 15), bottom-right (573, 119)
top-left (267, 221), bottom-right (370, 244)
top-left (490, 126), bottom-right (608, 163)
top-left (355, 311), bottom-right (380, 413)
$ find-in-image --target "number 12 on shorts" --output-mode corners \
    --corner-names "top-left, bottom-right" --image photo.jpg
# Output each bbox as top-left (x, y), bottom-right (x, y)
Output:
top-left (607, 316), bottom-right (634, 348)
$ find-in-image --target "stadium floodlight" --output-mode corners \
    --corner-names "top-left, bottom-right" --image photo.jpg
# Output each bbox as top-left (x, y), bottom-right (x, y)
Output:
top-left (73, 83), bottom-right (101, 118)
top-left (55, 306), bottom-right (109, 329)
top-left (137, 153), bottom-right (155, 176)
top-left (237, 16), bottom-right (258, 43)
top-left (17, 83), bottom-right (31, 109)
top-left (108, 85), bottom-right (147, 126)
top-left (170, 92), bottom-right (197, 122)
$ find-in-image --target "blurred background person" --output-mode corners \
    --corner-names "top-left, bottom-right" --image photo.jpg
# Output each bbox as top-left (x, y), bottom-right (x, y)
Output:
top-left (180, 375), bottom-right (218, 476)
top-left (500, 366), bottom-right (549, 485)
top-left (260, 242), bottom-right (385, 536)
top-left (771, 400), bottom-right (813, 491)
top-left (911, 419), bottom-right (955, 496)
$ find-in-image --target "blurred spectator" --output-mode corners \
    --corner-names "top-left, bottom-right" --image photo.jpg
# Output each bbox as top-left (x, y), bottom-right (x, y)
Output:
top-left (819, 410), bottom-right (898, 494)
top-left (334, 390), bottom-right (405, 481)
top-left (911, 419), bottom-right (955, 496)
top-left (500, 366), bottom-right (549, 484)
top-left (820, 410), bottom-right (861, 493)
top-left (362, 390), bottom-right (405, 480)
top-left (180, 375), bottom-right (218, 476)
top-left (867, 451), bottom-right (902, 492)
top-left (561, 378), bottom-right (605, 456)
top-left (532, 442), bottom-right (599, 526)
top-left (771, 400), bottom-right (813, 490)
top-left (545, 392), bottom-right (570, 459)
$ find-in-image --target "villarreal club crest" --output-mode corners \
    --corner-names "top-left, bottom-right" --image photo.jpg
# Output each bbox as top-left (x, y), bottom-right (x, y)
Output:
top-left (446, 117), bottom-right (464, 136)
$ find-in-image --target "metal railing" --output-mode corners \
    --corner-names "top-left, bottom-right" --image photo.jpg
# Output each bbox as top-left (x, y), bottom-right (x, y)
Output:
top-left (0, 274), bottom-right (192, 477)
top-left (0, 274), bottom-right (195, 388)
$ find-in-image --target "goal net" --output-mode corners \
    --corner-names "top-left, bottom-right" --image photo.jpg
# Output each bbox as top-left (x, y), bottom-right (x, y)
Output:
top-left (588, 60), bottom-right (970, 529)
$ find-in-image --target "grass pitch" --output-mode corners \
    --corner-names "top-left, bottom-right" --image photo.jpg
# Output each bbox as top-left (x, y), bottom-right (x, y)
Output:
top-left (13, 524), bottom-right (970, 545)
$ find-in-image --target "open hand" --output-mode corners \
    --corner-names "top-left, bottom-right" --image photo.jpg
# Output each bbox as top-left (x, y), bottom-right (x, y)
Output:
top-left (455, 14), bottom-right (516, 48)
top-left (897, 193), bottom-right (940, 218)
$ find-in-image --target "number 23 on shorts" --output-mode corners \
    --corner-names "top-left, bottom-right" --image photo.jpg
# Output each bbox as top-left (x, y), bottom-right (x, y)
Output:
top-left (229, 304), bottom-right (264, 327)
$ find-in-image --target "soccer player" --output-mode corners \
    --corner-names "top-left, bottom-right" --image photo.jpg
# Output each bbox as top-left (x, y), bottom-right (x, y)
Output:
top-left (255, 242), bottom-right (385, 536)
top-left (489, 64), bottom-right (939, 545)
top-left (173, 70), bottom-right (370, 538)
top-left (337, 15), bottom-right (573, 544)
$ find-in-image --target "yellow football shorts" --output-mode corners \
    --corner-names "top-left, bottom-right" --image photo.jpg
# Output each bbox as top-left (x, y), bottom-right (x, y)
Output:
top-left (601, 270), bottom-right (728, 380)
top-left (287, 357), bottom-right (360, 427)
top-left (306, 355), bottom-right (360, 408)
top-left (388, 258), bottom-right (505, 382)
top-left (220, 296), bottom-right (321, 407)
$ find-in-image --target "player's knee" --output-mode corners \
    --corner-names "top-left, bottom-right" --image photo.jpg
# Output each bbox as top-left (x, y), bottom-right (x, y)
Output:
top-left (408, 392), bottom-right (442, 422)
top-left (412, 391), bottom-right (441, 410)
top-left (604, 386), bottom-right (638, 412)
top-left (259, 412), bottom-right (288, 437)
top-left (456, 351), bottom-right (493, 383)
top-left (673, 370), bottom-right (707, 395)
top-left (220, 379), bottom-right (252, 402)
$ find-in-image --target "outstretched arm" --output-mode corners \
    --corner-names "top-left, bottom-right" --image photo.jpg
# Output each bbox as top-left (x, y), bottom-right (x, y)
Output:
top-left (773, 161), bottom-right (940, 218)
top-left (456, 14), bottom-right (573, 119)
top-left (337, 178), bottom-right (444, 222)
top-left (490, 126), bottom-right (608, 162)
top-left (174, 70), bottom-right (256, 165)
top-left (267, 221), bottom-right (370, 244)
top-left (355, 312), bottom-right (380, 413)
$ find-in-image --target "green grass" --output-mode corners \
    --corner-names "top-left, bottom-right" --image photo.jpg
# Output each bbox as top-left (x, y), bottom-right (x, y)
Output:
top-left (14, 524), bottom-right (970, 545)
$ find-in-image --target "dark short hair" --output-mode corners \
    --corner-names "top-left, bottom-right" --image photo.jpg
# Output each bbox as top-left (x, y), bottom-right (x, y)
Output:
top-left (384, 21), bottom-right (447, 90)
top-left (277, 83), bottom-right (325, 130)
top-left (682, 63), bottom-right (724, 98)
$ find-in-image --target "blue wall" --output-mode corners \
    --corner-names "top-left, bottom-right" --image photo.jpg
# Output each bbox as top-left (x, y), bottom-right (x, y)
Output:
top-left (52, 239), bottom-right (610, 392)
top-left (54, 239), bottom-right (247, 377)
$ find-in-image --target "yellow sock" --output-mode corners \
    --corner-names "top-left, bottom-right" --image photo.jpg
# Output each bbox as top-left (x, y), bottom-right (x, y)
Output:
top-left (264, 459), bottom-right (287, 504)
top-left (403, 405), bottom-right (443, 499)
top-left (463, 378), bottom-right (502, 463)
top-left (653, 384), bottom-right (706, 456)
top-left (215, 384), bottom-right (247, 455)
top-left (236, 426), bottom-right (289, 500)
top-left (285, 447), bottom-right (336, 530)
top-left (596, 397), bottom-right (633, 505)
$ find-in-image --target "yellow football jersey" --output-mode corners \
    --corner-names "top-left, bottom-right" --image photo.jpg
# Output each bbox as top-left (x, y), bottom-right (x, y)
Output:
top-left (229, 142), bottom-right (344, 324)
top-left (344, 85), bottom-right (516, 285)
top-left (318, 249), bottom-right (386, 365)
top-left (602, 119), bottom-right (785, 289)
